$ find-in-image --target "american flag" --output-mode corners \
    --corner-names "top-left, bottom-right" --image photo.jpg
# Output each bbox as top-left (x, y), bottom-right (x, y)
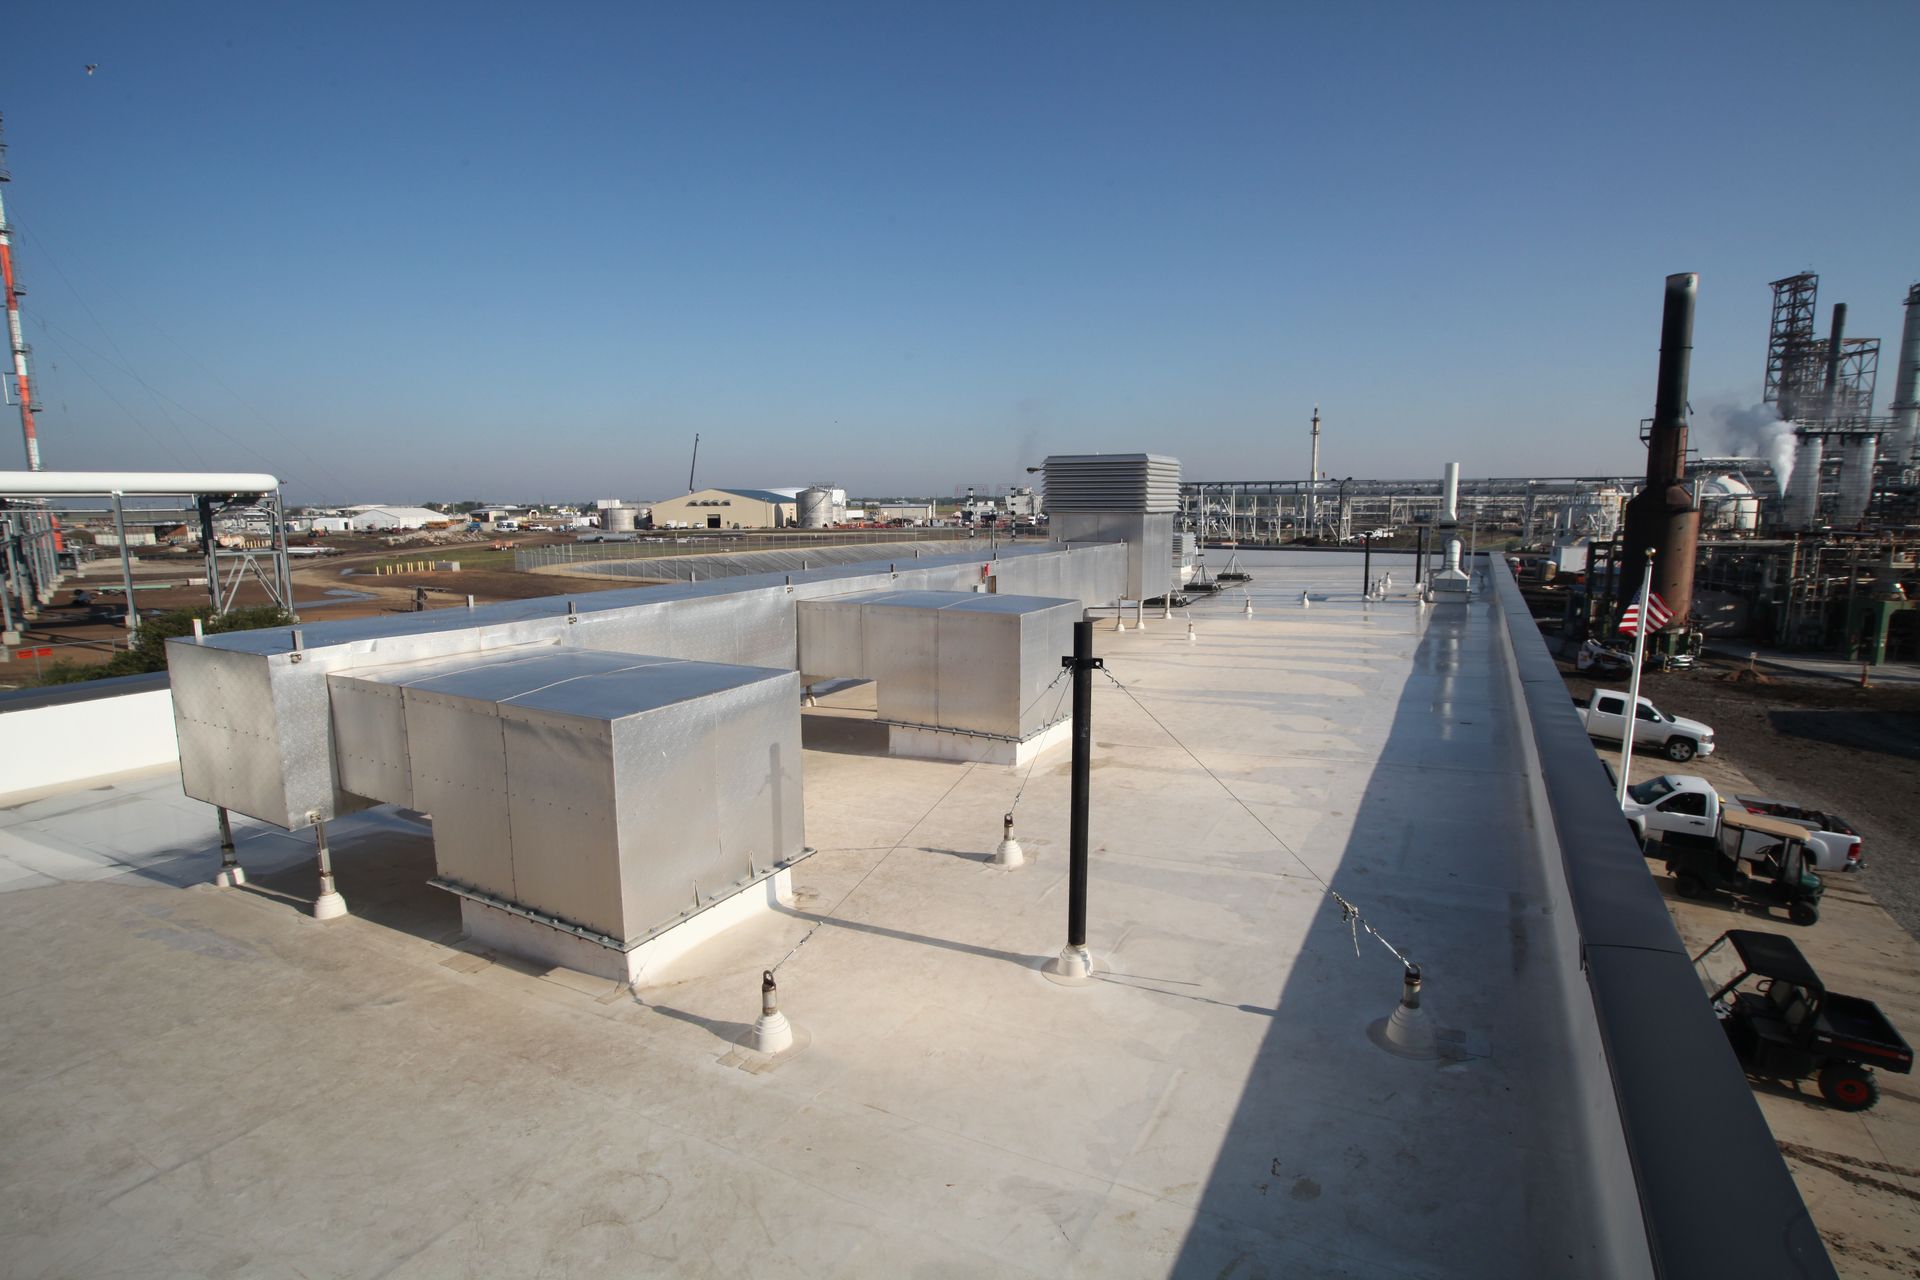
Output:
top-left (1618, 592), bottom-right (1674, 635)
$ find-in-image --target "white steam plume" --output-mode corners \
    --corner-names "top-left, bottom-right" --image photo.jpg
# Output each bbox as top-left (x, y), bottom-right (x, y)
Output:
top-left (1697, 400), bottom-right (1796, 489)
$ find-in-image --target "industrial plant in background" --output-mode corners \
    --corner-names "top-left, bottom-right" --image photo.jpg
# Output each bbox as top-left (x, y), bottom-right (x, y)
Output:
top-left (1764, 272), bottom-right (1920, 530)
top-left (1555, 269), bottom-right (1920, 667)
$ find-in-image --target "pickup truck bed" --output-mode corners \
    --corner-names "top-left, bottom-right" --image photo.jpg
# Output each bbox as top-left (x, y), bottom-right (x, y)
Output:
top-left (1818, 994), bottom-right (1915, 1072)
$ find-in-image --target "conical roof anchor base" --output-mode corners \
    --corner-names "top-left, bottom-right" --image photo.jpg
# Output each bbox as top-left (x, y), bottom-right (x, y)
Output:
top-left (1368, 965), bottom-right (1445, 1060)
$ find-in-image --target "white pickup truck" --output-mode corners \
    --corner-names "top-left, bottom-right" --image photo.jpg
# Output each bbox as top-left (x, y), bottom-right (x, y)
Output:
top-left (1624, 774), bottom-right (1862, 873)
top-left (1576, 689), bottom-right (1715, 762)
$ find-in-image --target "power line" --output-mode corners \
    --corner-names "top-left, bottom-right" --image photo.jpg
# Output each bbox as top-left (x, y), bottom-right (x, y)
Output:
top-left (33, 325), bottom-right (199, 468)
top-left (19, 224), bottom-right (356, 501)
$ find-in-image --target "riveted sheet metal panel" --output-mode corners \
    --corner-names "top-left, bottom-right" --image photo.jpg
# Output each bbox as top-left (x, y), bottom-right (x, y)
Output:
top-left (1017, 601), bottom-right (1079, 737)
top-left (866, 602), bottom-right (939, 726)
top-left (795, 596), bottom-right (868, 682)
top-left (168, 640), bottom-right (290, 825)
top-left (707, 671), bottom-right (804, 891)
top-left (327, 674), bottom-right (411, 806)
top-left (611, 693), bottom-right (722, 942)
top-left (502, 707), bottom-right (622, 936)
top-left (1053, 510), bottom-right (1168, 601)
top-left (403, 689), bottom-right (516, 901)
top-left (933, 606), bottom-right (1018, 735)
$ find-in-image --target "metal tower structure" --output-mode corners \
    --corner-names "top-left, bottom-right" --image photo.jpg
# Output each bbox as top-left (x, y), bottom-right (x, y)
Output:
top-left (1834, 338), bottom-right (1881, 423)
top-left (1307, 404), bottom-right (1321, 534)
top-left (1764, 273), bottom-right (1822, 419)
top-left (0, 115), bottom-right (44, 470)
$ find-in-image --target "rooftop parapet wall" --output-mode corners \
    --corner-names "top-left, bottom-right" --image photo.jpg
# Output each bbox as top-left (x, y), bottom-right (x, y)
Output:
top-left (1484, 555), bottom-right (1834, 1279)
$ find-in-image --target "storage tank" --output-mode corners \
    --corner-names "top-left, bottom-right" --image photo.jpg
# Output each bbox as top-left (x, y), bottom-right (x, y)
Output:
top-left (798, 486), bottom-right (833, 529)
top-left (605, 505), bottom-right (638, 533)
top-left (1698, 474), bottom-right (1759, 533)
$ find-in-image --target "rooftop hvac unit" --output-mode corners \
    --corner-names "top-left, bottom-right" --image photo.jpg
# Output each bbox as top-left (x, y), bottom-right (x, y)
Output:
top-left (1043, 453), bottom-right (1180, 601)
top-left (1041, 454), bottom-right (1181, 512)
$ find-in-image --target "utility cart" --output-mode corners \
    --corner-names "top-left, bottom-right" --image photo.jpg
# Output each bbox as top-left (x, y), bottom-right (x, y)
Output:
top-left (1665, 809), bottom-right (1824, 926)
top-left (1694, 929), bottom-right (1912, 1111)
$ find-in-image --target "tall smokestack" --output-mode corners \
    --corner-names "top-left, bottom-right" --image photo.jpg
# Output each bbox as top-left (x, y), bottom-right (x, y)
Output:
top-left (1890, 284), bottom-right (1920, 467)
top-left (1620, 273), bottom-right (1702, 630)
top-left (1823, 302), bottom-right (1848, 417)
top-left (1308, 404), bottom-right (1321, 534)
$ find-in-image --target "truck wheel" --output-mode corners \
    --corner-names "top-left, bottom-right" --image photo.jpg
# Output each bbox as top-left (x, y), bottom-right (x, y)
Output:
top-left (1819, 1064), bottom-right (1878, 1112)
top-left (1665, 737), bottom-right (1696, 762)
top-left (1675, 872), bottom-right (1707, 900)
top-left (1789, 901), bottom-right (1819, 927)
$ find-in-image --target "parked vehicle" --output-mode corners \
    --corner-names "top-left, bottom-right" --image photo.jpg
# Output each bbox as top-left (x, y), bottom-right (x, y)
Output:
top-left (1694, 929), bottom-right (1912, 1111)
top-left (1576, 689), bottom-right (1715, 761)
top-left (1736, 795), bottom-right (1864, 868)
top-left (1664, 810), bottom-right (1824, 925)
top-left (1574, 639), bottom-right (1631, 675)
top-left (1624, 775), bottom-right (1862, 873)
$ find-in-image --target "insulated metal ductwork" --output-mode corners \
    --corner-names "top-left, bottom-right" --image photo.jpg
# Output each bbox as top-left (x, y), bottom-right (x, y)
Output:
top-left (1619, 273), bottom-right (1703, 629)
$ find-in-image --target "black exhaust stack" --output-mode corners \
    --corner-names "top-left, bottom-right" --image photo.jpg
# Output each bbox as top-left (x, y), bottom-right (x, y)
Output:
top-left (1620, 273), bottom-right (1702, 629)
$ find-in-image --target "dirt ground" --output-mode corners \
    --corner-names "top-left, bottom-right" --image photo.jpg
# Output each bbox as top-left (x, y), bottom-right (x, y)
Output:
top-left (1563, 653), bottom-right (1920, 945)
top-left (1583, 669), bottom-right (1920, 1278)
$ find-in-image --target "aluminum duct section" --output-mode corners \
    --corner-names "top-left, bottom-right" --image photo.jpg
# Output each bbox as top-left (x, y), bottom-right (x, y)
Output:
top-left (797, 590), bottom-right (1079, 742)
top-left (328, 648), bottom-right (804, 977)
top-left (169, 542), bottom-right (1127, 830)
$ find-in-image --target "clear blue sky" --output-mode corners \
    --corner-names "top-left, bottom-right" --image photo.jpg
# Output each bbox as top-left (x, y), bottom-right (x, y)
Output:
top-left (4, 2), bottom-right (1916, 504)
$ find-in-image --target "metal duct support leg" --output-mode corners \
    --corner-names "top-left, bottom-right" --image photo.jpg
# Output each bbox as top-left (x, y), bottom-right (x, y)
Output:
top-left (310, 817), bottom-right (347, 920)
top-left (212, 806), bottom-right (245, 888)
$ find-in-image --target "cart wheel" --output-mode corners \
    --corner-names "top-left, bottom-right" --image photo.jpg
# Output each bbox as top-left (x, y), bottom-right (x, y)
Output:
top-left (1819, 1064), bottom-right (1878, 1112)
top-left (1675, 872), bottom-right (1707, 900)
top-left (1789, 901), bottom-right (1819, 927)
top-left (1665, 737), bottom-right (1696, 762)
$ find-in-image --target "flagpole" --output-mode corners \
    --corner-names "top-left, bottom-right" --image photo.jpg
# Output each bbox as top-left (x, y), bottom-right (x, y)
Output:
top-left (1616, 549), bottom-right (1656, 806)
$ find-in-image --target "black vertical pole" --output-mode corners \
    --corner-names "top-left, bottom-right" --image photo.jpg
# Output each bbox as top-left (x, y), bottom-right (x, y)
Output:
top-left (1414, 526), bottom-right (1427, 586)
top-left (1362, 533), bottom-right (1372, 594)
top-left (1065, 618), bottom-right (1097, 951)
